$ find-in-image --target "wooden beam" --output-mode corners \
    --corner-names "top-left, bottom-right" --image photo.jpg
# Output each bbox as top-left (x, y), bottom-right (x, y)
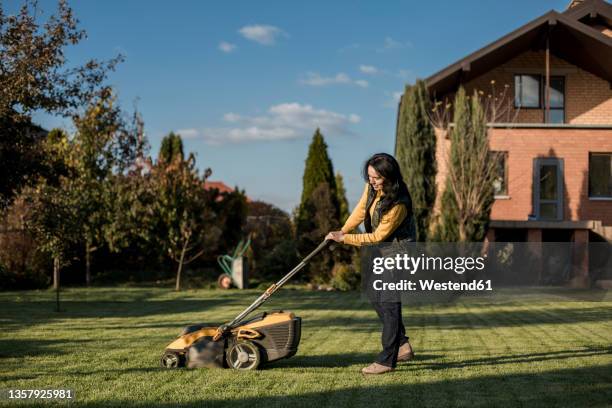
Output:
top-left (545, 30), bottom-right (550, 123)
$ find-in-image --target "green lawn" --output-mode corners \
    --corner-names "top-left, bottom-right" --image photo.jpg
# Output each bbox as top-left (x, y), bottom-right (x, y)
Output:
top-left (0, 287), bottom-right (611, 407)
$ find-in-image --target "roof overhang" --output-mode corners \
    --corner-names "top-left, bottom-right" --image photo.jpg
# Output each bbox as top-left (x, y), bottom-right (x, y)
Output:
top-left (564, 0), bottom-right (612, 25)
top-left (426, 10), bottom-right (612, 98)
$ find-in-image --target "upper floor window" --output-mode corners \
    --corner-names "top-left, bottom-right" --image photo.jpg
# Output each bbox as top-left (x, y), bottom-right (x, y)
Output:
top-left (589, 153), bottom-right (612, 198)
top-left (514, 74), bottom-right (541, 108)
top-left (514, 74), bottom-right (565, 123)
top-left (548, 76), bottom-right (565, 124)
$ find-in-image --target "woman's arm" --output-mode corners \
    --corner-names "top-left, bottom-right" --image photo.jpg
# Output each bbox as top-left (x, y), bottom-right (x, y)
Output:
top-left (340, 183), bottom-right (369, 233)
top-left (343, 204), bottom-right (407, 246)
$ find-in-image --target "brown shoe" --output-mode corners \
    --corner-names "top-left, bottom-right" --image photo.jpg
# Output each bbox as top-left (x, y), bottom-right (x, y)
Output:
top-left (397, 342), bottom-right (415, 362)
top-left (361, 362), bottom-right (394, 375)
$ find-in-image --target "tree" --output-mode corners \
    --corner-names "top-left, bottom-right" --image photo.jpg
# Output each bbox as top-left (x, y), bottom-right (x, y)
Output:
top-left (434, 87), bottom-right (497, 242)
top-left (335, 173), bottom-right (350, 225)
top-left (25, 131), bottom-right (80, 310)
top-left (158, 132), bottom-right (184, 164)
top-left (152, 134), bottom-right (219, 291)
top-left (0, 0), bottom-right (122, 209)
top-left (245, 200), bottom-right (294, 279)
top-left (296, 129), bottom-right (339, 250)
top-left (395, 79), bottom-right (437, 241)
top-left (295, 129), bottom-right (342, 281)
top-left (71, 89), bottom-right (138, 285)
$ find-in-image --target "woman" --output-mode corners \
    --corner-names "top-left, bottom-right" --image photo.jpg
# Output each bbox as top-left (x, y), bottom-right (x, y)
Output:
top-left (326, 153), bottom-right (416, 375)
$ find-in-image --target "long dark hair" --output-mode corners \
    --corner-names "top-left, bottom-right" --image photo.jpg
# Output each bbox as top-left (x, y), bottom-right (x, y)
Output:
top-left (362, 153), bottom-right (411, 214)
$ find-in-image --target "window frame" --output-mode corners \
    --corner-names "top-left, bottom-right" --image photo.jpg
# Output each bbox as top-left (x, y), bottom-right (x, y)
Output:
top-left (546, 75), bottom-right (565, 124)
top-left (588, 152), bottom-right (612, 199)
top-left (514, 74), bottom-right (542, 109)
top-left (491, 151), bottom-right (509, 198)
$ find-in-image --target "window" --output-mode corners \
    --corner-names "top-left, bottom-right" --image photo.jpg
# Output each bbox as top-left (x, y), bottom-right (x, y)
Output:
top-left (514, 74), bottom-right (566, 123)
top-left (589, 153), bottom-right (612, 198)
top-left (548, 76), bottom-right (565, 124)
top-left (491, 151), bottom-right (508, 196)
top-left (514, 74), bottom-right (541, 108)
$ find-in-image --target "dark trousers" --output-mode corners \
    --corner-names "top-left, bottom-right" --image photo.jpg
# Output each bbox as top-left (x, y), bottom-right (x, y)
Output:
top-left (371, 301), bottom-right (409, 368)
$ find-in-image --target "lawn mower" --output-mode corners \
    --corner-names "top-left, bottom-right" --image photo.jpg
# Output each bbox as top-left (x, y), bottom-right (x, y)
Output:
top-left (160, 239), bottom-right (331, 370)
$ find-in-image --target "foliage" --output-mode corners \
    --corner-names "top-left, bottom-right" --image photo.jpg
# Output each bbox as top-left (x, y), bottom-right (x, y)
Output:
top-left (245, 200), bottom-right (294, 279)
top-left (71, 89), bottom-right (139, 285)
top-left (211, 188), bottom-right (248, 257)
top-left (433, 87), bottom-right (497, 242)
top-left (395, 79), bottom-right (437, 241)
top-left (295, 129), bottom-right (341, 281)
top-left (158, 132), bottom-right (184, 164)
top-left (335, 173), bottom-right (350, 225)
top-left (0, 0), bottom-right (121, 208)
top-left (151, 134), bottom-right (220, 290)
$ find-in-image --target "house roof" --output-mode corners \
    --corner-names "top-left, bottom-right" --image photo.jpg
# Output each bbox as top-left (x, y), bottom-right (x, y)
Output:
top-left (203, 180), bottom-right (235, 194)
top-left (203, 180), bottom-right (252, 202)
top-left (425, 1), bottom-right (612, 97)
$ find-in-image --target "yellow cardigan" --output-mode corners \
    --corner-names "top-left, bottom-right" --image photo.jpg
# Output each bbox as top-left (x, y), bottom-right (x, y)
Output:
top-left (341, 183), bottom-right (407, 246)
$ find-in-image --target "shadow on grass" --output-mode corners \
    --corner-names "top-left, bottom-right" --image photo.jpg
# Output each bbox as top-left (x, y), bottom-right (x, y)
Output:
top-left (302, 305), bottom-right (612, 331)
top-left (0, 298), bottom-right (237, 327)
top-left (73, 364), bottom-right (612, 408)
top-left (0, 339), bottom-right (95, 358)
top-left (414, 346), bottom-right (612, 370)
top-left (264, 352), bottom-right (441, 369)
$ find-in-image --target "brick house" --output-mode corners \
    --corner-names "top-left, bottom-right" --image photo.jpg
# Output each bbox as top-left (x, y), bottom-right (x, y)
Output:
top-left (415, 0), bottom-right (612, 286)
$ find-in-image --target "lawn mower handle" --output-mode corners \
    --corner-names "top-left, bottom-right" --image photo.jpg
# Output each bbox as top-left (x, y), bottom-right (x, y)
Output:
top-left (213, 239), bottom-right (332, 340)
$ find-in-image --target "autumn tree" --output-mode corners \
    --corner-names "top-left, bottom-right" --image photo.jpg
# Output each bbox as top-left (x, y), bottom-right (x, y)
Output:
top-left (0, 0), bottom-right (122, 209)
top-left (153, 133), bottom-right (219, 291)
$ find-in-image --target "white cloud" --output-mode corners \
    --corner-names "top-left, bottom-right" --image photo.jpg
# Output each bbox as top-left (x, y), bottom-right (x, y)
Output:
top-left (218, 41), bottom-right (236, 53)
top-left (238, 25), bottom-right (285, 45)
top-left (359, 65), bottom-right (378, 74)
top-left (177, 128), bottom-right (200, 139)
top-left (377, 36), bottom-right (413, 52)
top-left (223, 113), bottom-right (242, 122)
top-left (184, 103), bottom-right (361, 145)
top-left (299, 72), bottom-right (368, 88)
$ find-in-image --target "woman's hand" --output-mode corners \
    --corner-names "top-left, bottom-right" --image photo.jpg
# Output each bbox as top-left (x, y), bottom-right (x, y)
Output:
top-left (325, 231), bottom-right (345, 243)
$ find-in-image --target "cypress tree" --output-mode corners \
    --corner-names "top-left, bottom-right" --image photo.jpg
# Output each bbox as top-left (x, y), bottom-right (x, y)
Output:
top-left (335, 172), bottom-right (350, 225)
top-left (159, 132), bottom-right (184, 164)
top-left (395, 79), bottom-right (437, 241)
top-left (295, 129), bottom-right (340, 278)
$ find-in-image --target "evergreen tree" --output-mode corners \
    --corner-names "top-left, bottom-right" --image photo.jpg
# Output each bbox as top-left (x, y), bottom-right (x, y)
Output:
top-left (158, 132), bottom-right (184, 164)
top-left (335, 172), bottom-right (350, 225)
top-left (395, 79), bottom-right (437, 241)
top-left (295, 129), bottom-right (340, 280)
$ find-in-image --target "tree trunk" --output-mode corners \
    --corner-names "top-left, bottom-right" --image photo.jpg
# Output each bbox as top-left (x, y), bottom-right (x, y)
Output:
top-left (53, 256), bottom-right (60, 290)
top-left (85, 240), bottom-right (91, 287)
top-left (175, 237), bottom-right (189, 291)
top-left (458, 222), bottom-right (467, 243)
top-left (53, 256), bottom-right (60, 312)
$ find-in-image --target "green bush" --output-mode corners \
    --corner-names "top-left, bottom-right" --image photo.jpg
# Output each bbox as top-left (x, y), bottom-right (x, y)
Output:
top-left (256, 239), bottom-right (300, 281)
top-left (330, 262), bottom-right (360, 291)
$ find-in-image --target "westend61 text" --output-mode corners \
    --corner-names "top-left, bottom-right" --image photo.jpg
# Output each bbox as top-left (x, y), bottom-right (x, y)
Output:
top-left (372, 279), bottom-right (493, 291)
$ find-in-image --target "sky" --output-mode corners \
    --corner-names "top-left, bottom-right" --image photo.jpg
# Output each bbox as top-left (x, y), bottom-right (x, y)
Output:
top-left (23, 0), bottom-right (569, 213)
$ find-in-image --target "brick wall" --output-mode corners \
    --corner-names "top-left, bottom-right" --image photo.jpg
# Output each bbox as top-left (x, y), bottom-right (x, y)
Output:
top-left (444, 50), bottom-right (612, 125)
top-left (432, 127), bottom-right (612, 226)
